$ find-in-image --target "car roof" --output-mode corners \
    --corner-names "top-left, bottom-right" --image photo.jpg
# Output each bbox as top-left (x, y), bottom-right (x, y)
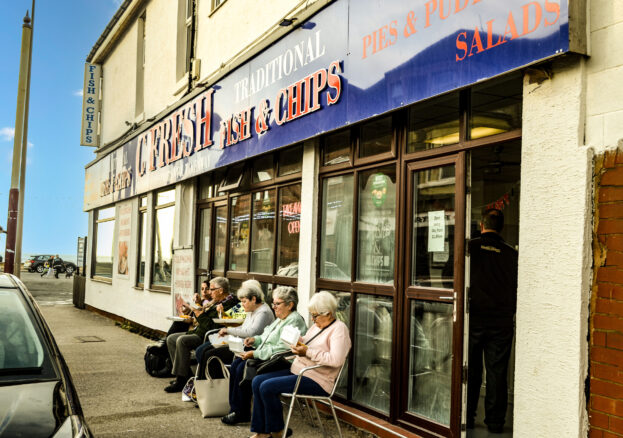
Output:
top-left (0, 273), bottom-right (16, 288)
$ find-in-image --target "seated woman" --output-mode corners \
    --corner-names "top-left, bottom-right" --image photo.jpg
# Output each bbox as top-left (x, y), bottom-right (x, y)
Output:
top-left (164, 277), bottom-right (238, 392)
top-left (249, 291), bottom-right (351, 438)
top-left (221, 286), bottom-right (307, 426)
top-left (195, 279), bottom-right (275, 379)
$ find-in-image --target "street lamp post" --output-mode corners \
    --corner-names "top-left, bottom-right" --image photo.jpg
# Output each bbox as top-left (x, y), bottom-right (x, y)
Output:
top-left (4, 6), bottom-right (34, 276)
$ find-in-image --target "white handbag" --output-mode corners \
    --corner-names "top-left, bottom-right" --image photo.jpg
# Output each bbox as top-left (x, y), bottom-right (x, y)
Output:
top-left (195, 356), bottom-right (230, 418)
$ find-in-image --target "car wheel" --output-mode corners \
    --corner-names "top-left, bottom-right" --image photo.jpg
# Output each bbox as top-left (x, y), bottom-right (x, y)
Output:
top-left (35, 264), bottom-right (44, 273)
top-left (65, 265), bottom-right (75, 275)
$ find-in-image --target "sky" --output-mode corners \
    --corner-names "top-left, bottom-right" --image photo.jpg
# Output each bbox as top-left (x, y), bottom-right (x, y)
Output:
top-left (0, 0), bottom-right (122, 260)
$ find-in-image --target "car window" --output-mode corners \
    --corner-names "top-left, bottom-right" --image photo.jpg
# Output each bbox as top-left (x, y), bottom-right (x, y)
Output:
top-left (0, 291), bottom-right (45, 370)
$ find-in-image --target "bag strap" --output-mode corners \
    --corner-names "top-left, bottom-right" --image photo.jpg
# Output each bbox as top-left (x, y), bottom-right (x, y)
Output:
top-left (304, 318), bottom-right (337, 346)
top-left (205, 356), bottom-right (230, 381)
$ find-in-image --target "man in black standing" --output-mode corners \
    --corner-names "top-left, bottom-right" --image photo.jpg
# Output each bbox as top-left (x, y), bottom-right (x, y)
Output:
top-left (466, 208), bottom-right (518, 434)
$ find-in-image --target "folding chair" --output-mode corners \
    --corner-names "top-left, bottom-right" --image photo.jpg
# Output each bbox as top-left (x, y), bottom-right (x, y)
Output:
top-left (281, 362), bottom-right (346, 438)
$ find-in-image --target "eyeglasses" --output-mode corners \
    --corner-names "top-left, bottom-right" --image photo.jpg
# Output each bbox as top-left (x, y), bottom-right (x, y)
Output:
top-left (310, 312), bottom-right (328, 320)
top-left (272, 300), bottom-right (286, 307)
top-left (209, 287), bottom-right (222, 291)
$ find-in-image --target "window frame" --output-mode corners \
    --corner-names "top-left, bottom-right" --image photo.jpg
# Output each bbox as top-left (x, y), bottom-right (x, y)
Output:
top-left (92, 206), bottom-right (116, 283)
top-left (196, 147), bottom-right (303, 288)
top-left (136, 196), bottom-right (148, 288)
top-left (150, 188), bottom-right (176, 292)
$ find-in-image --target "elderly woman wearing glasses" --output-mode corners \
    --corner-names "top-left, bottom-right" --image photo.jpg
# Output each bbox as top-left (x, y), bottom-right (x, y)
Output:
top-left (248, 291), bottom-right (351, 438)
top-left (221, 286), bottom-right (307, 426)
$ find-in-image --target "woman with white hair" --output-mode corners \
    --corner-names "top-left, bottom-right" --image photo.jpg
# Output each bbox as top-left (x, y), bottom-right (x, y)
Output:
top-left (248, 291), bottom-right (351, 438)
top-left (196, 279), bottom-right (275, 380)
top-left (221, 286), bottom-right (307, 426)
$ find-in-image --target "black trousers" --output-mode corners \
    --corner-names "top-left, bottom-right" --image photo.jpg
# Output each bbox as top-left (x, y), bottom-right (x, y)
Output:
top-left (466, 323), bottom-right (514, 427)
top-left (196, 345), bottom-right (234, 380)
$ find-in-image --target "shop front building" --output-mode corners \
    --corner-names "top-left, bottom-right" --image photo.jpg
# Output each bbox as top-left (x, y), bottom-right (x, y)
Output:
top-left (81, 0), bottom-right (619, 436)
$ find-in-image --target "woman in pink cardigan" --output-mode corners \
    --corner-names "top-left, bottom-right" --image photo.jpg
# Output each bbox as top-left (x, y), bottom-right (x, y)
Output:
top-left (249, 291), bottom-right (351, 438)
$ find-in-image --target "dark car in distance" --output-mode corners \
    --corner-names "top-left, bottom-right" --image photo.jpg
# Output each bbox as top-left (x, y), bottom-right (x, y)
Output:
top-left (26, 255), bottom-right (77, 275)
top-left (0, 273), bottom-right (91, 437)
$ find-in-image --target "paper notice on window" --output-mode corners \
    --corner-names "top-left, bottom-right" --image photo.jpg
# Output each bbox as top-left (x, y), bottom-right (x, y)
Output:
top-left (428, 211), bottom-right (445, 252)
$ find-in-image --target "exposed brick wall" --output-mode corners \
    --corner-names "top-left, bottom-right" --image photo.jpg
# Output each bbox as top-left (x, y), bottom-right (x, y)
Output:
top-left (591, 146), bottom-right (623, 438)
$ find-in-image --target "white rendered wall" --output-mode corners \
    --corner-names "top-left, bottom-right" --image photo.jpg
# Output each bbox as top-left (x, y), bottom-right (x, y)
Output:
top-left (296, 140), bottom-right (320, 325)
top-left (585, 0), bottom-right (623, 155)
top-left (100, 23), bottom-right (138, 146)
top-left (514, 57), bottom-right (592, 437)
top-left (195, 0), bottom-right (298, 80)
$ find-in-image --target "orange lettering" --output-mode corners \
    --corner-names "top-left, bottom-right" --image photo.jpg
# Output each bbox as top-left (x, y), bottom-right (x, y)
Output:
top-left (468, 28), bottom-right (485, 57)
top-left (522, 2), bottom-right (542, 36)
top-left (456, 32), bottom-right (468, 61)
top-left (425, 0), bottom-right (437, 27)
top-left (544, 0), bottom-right (560, 26)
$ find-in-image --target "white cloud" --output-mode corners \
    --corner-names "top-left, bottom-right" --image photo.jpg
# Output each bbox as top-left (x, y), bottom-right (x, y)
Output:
top-left (1, 127), bottom-right (15, 141)
top-left (73, 89), bottom-right (83, 97)
top-left (27, 141), bottom-right (34, 149)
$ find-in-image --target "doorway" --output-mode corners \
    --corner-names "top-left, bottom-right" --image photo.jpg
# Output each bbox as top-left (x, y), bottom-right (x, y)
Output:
top-left (465, 140), bottom-right (520, 437)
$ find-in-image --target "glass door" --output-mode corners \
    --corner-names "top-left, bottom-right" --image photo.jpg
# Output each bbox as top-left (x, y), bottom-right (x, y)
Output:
top-left (401, 154), bottom-right (465, 437)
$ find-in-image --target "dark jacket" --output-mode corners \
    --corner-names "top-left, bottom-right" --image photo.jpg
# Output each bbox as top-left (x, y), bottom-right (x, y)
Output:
top-left (188, 294), bottom-right (239, 339)
top-left (468, 232), bottom-right (518, 327)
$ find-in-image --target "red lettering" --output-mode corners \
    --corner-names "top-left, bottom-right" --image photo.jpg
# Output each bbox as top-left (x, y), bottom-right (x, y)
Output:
top-left (521, 2), bottom-right (542, 36)
top-left (194, 90), bottom-right (213, 150)
top-left (439, 0), bottom-right (451, 19)
top-left (286, 80), bottom-right (304, 121)
top-left (136, 133), bottom-right (147, 177)
top-left (455, 0), bottom-right (469, 13)
top-left (311, 69), bottom-right (327, 111)
top-left (486, 19), bottom-right (504, 50)
top-left (456, 31), bottom-right (468, 61)
top-left (544, 0), bottom-right (560, 26)
top-left (425, 0), bottom-right (437, 27)
top-left (468, 27), bottom-right (485, 57)
top-left (149, 126), bottom-right (159, 171)
top-left (503, 11), bottom-right (520, 42)
top-left (362, 34), bottom-right (372, 59)
top-left (238, 107), bottom-right (252, 141)
top-left (389, 21), bottom-right (398, 45)
top-left (275, 88), bottom-right (287, 126)
top-left (326, 61), bottom-right (341, 106)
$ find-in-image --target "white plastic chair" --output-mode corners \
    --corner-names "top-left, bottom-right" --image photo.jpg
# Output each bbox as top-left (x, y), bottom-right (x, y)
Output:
top-left (281, 362), bottom-right (346, 438)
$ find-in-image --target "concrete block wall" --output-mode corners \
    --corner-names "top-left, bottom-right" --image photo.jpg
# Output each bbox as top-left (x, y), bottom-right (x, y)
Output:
top-left (590, 146), bottom-right (623, 438)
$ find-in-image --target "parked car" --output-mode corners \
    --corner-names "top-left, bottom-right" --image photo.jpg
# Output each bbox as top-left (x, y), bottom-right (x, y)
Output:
top-left (26, 255), bottom-right (76, 275)
top-left (0, 273), bottom-right (91, 437)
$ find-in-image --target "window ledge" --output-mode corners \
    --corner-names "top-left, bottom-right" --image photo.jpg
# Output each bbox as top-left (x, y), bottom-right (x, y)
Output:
top-left (91, 277), bottom-right (113, 284)
top-left (132, 286), bottom-right (144, 291)
top-left (147, 287), bottom-right (171, 295)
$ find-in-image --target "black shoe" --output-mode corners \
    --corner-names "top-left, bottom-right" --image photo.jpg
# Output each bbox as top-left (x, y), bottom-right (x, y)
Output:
top-left (487, 424), bottom-right (504, 434)
top-left (286, 428), bottom-right (293, 437)
top-left (221, 412), bottom-right (250, 425)
top-left (164, 377), bottom-right (186, 393)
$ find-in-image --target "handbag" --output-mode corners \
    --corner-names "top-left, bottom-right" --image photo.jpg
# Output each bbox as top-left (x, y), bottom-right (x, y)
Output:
top-left (239, 351), bottom-right (293, 387)
top-left (195, 356), bottom-right (230, 418)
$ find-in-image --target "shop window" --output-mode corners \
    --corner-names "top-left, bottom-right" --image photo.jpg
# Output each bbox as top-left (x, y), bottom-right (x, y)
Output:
top-left (229, 194), bottom-right (251, 271)
top-left (213, 205), bottom-right (227, 272)
top-left (407, 92), bottom-right (460, 153)
top-left (93, 206), bottom-right (115, 279)
top-left (220, 163), bottom-right (245, 191)
top-left (276, 184), bottom-right (301, 276)
top-left (135, 13), bottom-right (146, 117)
top-left (320, 175), bottom-right (353, 281)
top-left (356, 166), bottom-right (396, 284)
top-left (359, 116), bottom-right (392, 158)
top-left (323, 129), bottom-right (351, 166)
top-left (470, 75), bottom-right (522, 140)
top-left (278, 145), bottom-right (303, 177)
top-left (411, 165), bottom-right (456, 289)
top-left (320, 290), bottom-right (351, 397)
top-left (152, 189), bottom-right (175, 288)
top-left (212, 0), bottom-right (227, 11)
top-left (137, 196), bottom-right (147, 286)
top-left (352, 294), bottom-right (393, 413)
top-left (250, 190), bottom-right (276, 273)
top-left (176, 0), bottom-right (194, 81)
top-left (199, 170), bottom-right (226, 200)
top-left (253, 155), bottom-right (274, 183)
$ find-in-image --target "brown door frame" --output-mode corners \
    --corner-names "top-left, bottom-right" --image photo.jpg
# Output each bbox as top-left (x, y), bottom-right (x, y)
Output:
top-left (396, 152), bottom-right (466, 437)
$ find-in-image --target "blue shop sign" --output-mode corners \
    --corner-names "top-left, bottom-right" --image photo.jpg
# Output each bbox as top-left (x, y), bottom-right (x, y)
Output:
top-left (85, 0), bottom-right (570, 209)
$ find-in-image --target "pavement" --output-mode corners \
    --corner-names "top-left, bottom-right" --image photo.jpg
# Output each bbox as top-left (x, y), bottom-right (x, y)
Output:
top-left (19, 273), bottom-right (366, 438)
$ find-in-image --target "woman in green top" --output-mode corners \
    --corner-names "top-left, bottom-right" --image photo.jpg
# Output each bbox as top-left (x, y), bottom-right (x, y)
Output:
top-left (221, 286), bottom-right (307, 426)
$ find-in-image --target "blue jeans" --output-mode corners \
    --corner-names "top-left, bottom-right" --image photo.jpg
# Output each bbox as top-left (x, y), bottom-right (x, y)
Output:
top-left (228, 357), bottom-right (252, 418)
top-left (251, 369), bottom-right (328, 434)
